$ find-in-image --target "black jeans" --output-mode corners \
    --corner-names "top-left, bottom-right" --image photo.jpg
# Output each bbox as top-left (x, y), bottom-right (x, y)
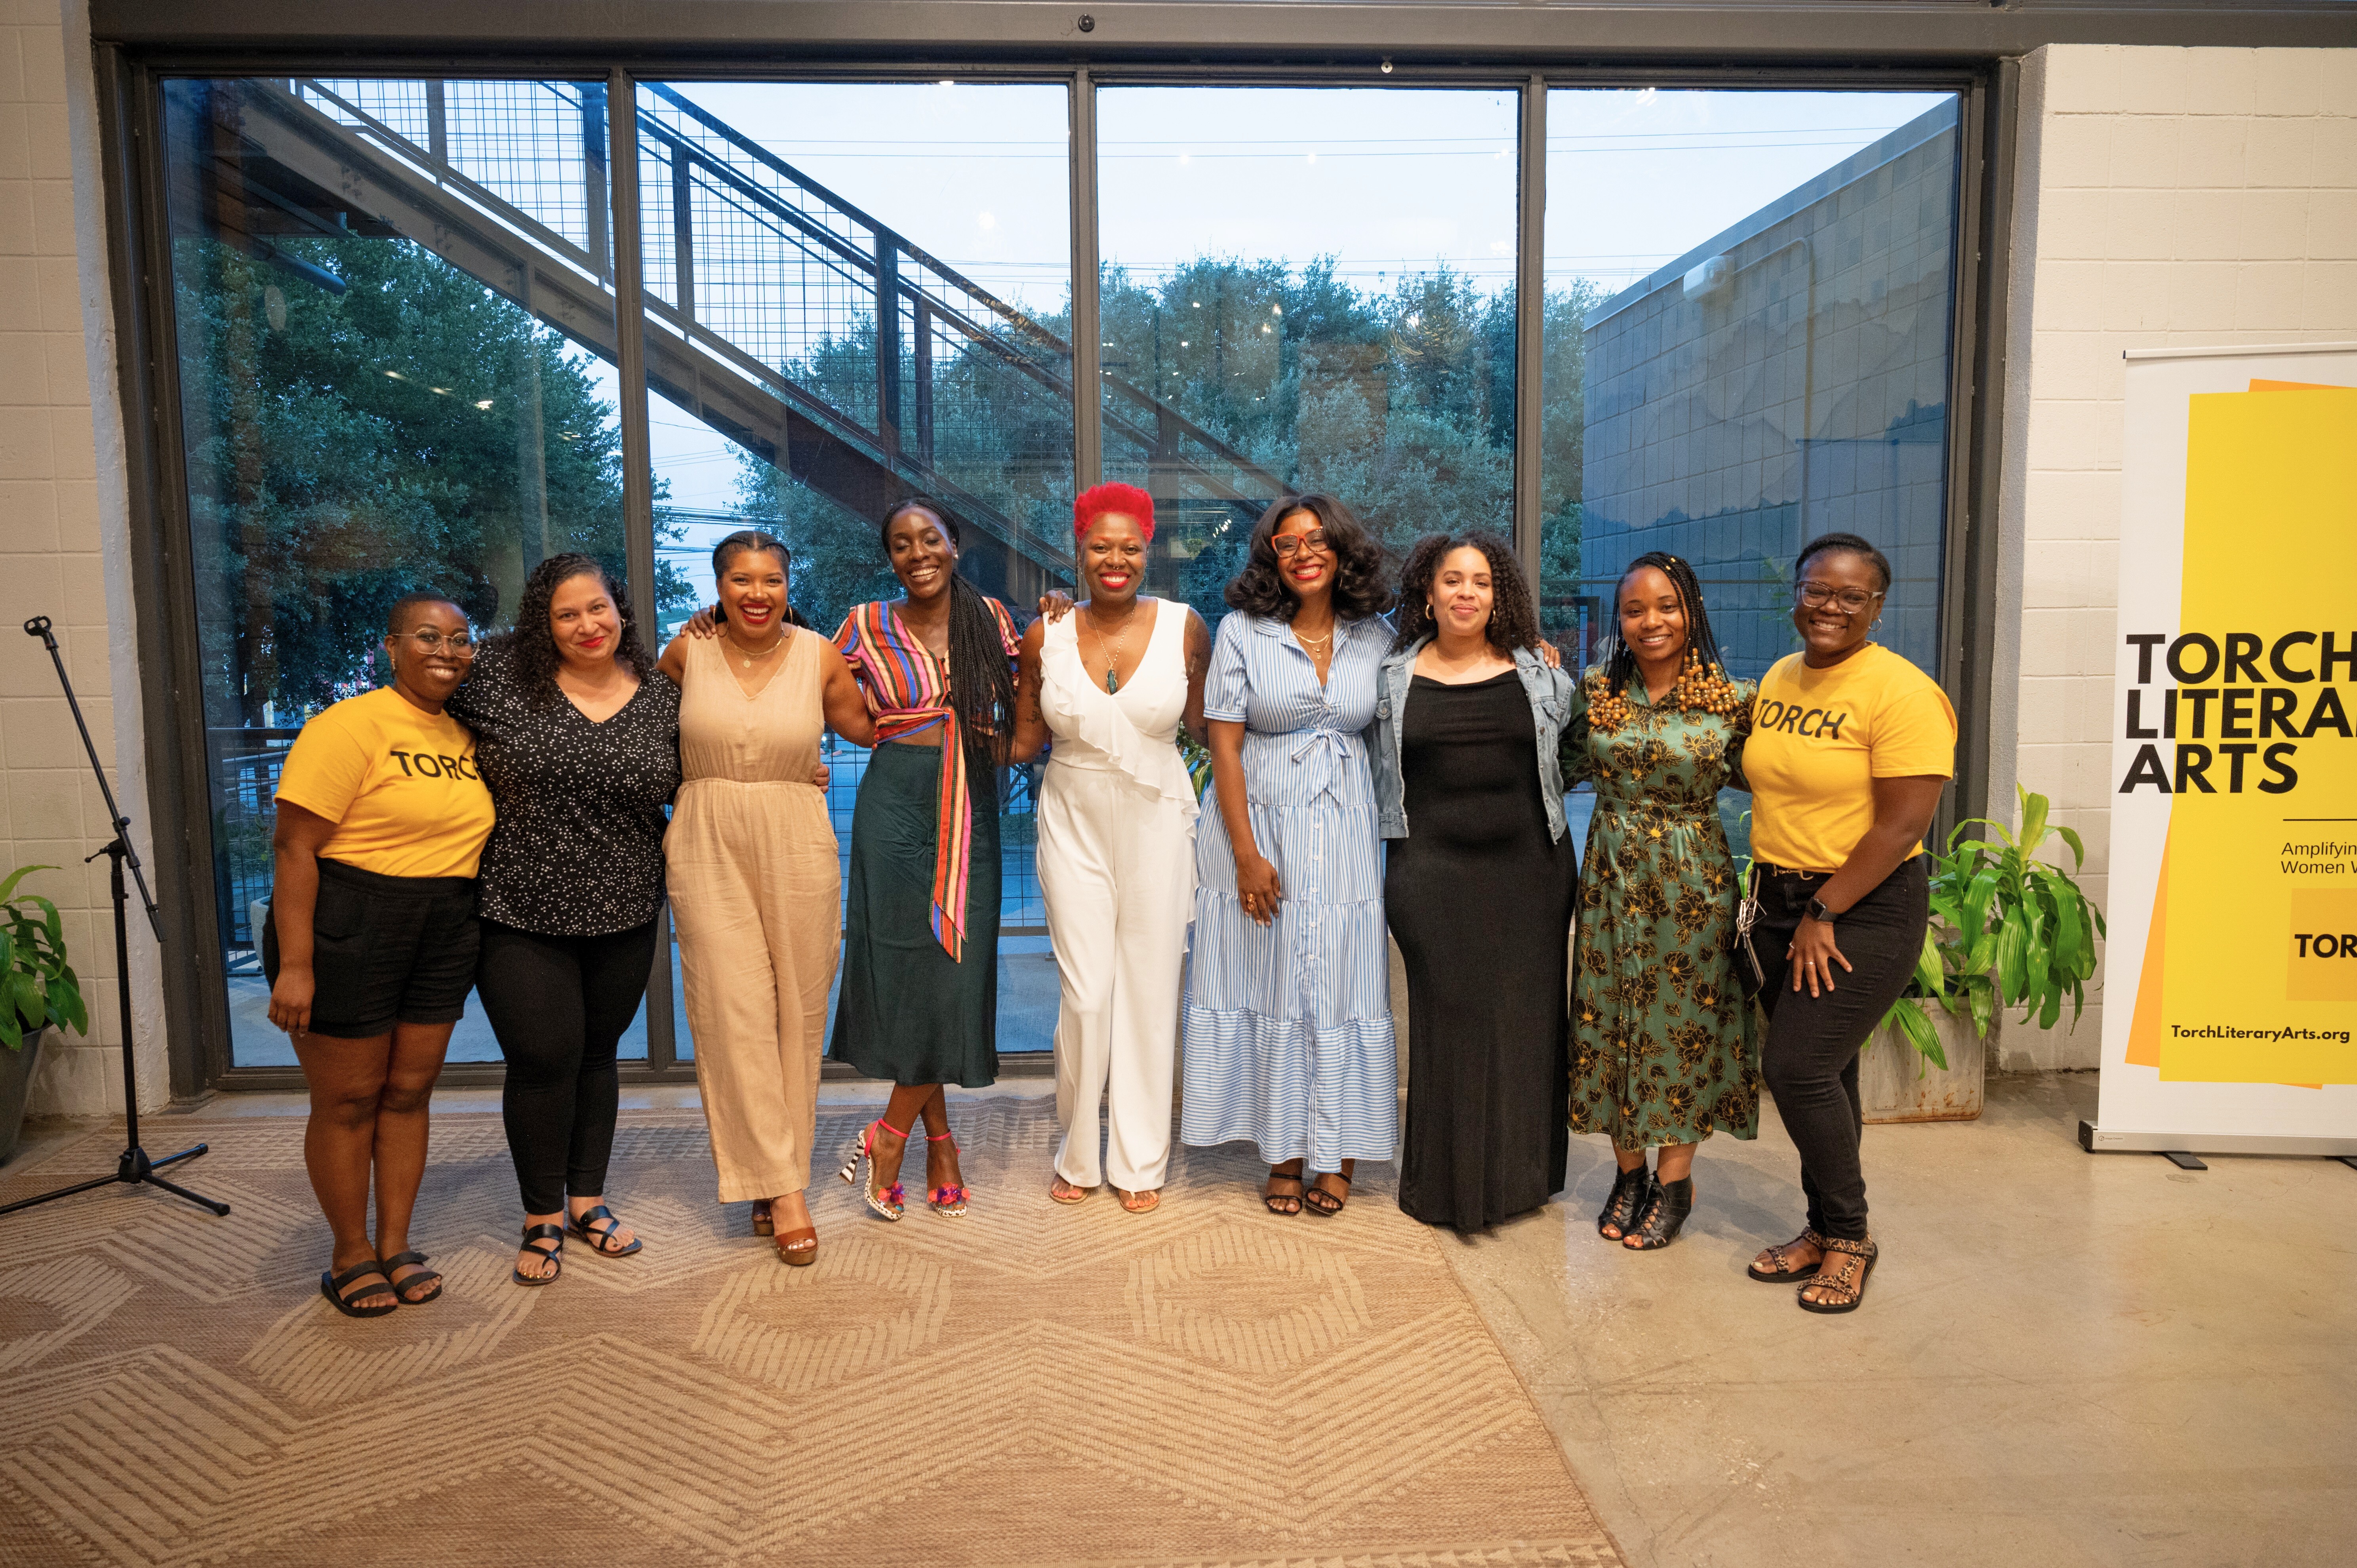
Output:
top-left (476, 917), bottom-right (658, 1215)
top-left (1754, 856), bottom-right (1930, 1243)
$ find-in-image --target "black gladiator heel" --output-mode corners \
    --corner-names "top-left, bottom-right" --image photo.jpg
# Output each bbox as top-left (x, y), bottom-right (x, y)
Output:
top-left (1597, 1164), bottom-right (1652, 1240)
top-left (1624, 1176), bottom-right (1693, 1250)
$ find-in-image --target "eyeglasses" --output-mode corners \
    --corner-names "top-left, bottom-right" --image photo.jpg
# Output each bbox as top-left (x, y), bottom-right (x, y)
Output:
top-left (1272, 531), bottom-right (1331, 556)
top-left (1796, 583), bottom-right (1883, 613)
top-left (393, 629), bottom-right (479, 656)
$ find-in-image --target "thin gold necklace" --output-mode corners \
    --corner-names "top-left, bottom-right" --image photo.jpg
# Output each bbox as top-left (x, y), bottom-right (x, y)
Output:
top-left (723, 627), bottom-right (787, 671)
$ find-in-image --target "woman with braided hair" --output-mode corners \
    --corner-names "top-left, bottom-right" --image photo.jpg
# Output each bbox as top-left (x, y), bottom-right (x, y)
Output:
top-left (1570, 551), bottom-right (1759, 1253)
top-left (828, 498), bottom-right (1027, 1223)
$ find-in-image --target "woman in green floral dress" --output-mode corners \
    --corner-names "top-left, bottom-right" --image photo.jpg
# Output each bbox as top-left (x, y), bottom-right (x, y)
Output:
top-left (1568, 552), bottom-right (1758, 1251)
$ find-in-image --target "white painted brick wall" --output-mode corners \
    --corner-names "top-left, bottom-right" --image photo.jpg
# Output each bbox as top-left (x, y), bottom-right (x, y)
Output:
top-left (1993, 43), bottom-right (2357, 1070)
top-left (0, 0), bottom-right (162, 1118)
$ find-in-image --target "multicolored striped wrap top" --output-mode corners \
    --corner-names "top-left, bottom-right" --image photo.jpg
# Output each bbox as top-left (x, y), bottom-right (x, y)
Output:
top-left (833, 596), bottom-right (1022, 960)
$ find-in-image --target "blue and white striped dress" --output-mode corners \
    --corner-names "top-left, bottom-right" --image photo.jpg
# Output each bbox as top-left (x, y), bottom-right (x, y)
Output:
top-left (1181, 611), bottom-right (1399, 1168)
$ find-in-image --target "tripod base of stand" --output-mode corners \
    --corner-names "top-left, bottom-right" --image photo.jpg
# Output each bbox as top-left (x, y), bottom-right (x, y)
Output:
top-left (0, 1141), bottom-right (230, 1217)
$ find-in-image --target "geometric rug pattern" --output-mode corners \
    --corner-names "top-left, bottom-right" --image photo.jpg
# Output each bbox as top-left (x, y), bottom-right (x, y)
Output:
top-left (0, 1098), bottom-right (1619, 1566)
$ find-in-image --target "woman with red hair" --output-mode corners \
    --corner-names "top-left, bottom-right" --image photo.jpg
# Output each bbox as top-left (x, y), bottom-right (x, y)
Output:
top-left (1013, 483), bottom-right (1210, 1212)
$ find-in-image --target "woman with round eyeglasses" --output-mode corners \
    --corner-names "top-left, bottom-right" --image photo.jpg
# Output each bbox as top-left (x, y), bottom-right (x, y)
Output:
top-left (266, 592), bottom-right (495, 1318)
top-left (1740, 532), bottom-right (1954, 1314)
top-left (1181, 493), bottom-right (1398, 1219)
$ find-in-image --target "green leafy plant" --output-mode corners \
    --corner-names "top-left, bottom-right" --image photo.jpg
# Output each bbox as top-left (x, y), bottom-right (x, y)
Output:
top-left (1880, 786), bottom-right (2105, 1069)
top-left (1178, 732), bottom-right (1214, 802)
top-left (2, 866), bottom-right (90, 1051)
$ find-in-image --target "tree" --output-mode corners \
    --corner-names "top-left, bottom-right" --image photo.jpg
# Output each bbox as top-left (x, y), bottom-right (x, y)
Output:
top-left (173, 232), bottom-right (685, 726)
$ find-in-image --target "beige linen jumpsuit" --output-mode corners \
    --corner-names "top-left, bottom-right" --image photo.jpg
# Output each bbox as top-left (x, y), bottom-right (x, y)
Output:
top-left (667, 631), bottom-right (839, 1202)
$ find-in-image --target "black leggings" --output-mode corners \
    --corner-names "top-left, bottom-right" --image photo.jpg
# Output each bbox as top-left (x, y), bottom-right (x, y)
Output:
top-left (1754, 857), bottom-right (1930, 1243)
top-left (475, 917), bottom-right (657, 1215)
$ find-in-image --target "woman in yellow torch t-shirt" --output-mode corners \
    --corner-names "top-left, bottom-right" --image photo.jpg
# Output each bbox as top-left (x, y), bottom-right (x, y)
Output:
top-left (1739, 533), bottom-right (1954, 1316)
top-left (265, 592), bottom-right (494, 1319)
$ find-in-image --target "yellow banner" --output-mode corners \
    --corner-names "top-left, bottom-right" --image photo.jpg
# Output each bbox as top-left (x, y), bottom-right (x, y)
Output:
top-left (2133, 388), bottom-right (2357, 1082)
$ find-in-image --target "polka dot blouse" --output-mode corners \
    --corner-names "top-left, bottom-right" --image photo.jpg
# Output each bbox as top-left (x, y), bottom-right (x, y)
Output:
top-left (447, 638), bottom-right (683, 936)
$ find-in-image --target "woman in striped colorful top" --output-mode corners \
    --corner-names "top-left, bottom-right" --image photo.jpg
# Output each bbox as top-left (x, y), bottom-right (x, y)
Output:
top-left (1180, 494), bottom-right (1399, 1218)
top-left (831, 498), bottom-right (1023, 1223)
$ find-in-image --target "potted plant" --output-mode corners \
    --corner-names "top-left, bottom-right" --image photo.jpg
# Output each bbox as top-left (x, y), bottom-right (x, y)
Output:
top-left (2, 865), bottom-right (91, 1163)
top-left (1862, 787), bottom-right (2104, 1122)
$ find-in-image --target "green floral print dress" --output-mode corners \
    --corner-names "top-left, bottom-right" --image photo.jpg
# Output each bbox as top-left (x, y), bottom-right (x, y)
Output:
top-left (1566, 670), bottom-right (1761, 1151)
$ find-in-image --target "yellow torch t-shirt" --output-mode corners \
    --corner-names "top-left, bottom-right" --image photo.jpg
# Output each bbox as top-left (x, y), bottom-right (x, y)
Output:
top-left (1744, 643), bottom-right (1956, 873)
top-left (274, 687), bottom-right (496, 879)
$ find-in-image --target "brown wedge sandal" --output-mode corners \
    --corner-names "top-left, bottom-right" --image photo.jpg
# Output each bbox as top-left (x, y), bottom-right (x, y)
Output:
top-left (1798, 1236), bottom-right (1877, 1314)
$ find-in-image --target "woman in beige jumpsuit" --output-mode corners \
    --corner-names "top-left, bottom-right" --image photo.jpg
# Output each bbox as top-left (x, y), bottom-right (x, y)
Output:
top-left (660, 530), bottom-right (873, 1263)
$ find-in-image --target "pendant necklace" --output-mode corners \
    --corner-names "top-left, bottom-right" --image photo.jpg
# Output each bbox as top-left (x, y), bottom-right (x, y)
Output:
top-left (1084, 606), bottom-right (1134, 694)
top-left (725, 629), bottom-right (786, 671)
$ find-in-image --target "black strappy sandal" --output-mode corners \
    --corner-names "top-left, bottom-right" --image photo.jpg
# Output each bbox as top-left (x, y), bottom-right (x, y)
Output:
top-left (1301, 1168), bottom-right (1353, 1217)
top-left (567, 1204), bottom-right (644, 1258)
top-left (321, 1259), bottom-right (398, 1318)
top-left (1264, 1167), bottom-right (1304, 1216)
top-left (1623, 1177), bottom-right (1692, 1250)
top-left (513, 1223), bottom-right (565, 1287)
top-left (1798, 1236), bottom-right (1877, 1314)
top-left (380, 1250), bottom-right (443, 1303)
top-left (1749, 1229), bottom-right (1826, 1282)
top-left (1598, 1165), bottom-right (1652, 1240)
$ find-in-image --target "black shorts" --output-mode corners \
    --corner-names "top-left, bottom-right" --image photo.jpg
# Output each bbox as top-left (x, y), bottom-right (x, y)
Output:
top-left (263, 859), bottom-right (479, 1039)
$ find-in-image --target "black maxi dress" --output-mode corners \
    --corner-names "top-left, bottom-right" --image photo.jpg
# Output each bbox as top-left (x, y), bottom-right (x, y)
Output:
top-left (1387, 672), bottom-right (1579, 1231)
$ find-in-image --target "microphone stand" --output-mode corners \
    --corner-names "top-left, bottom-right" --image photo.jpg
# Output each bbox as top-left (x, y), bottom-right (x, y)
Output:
top-left (1, 616), bottom-right (227, 1218)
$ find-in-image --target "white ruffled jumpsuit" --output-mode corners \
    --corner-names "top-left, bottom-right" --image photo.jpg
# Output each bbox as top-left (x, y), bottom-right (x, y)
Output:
top-left (1036, 598), bottom-right (1198, 1192)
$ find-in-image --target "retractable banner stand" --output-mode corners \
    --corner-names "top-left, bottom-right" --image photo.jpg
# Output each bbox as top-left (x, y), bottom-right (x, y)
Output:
top-left (2086, 343), bottom-right (2357, 1158)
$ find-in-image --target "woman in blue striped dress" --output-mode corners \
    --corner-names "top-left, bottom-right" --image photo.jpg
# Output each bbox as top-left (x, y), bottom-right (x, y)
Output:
top-left (1181, 494), bottom-right (1398, 1217)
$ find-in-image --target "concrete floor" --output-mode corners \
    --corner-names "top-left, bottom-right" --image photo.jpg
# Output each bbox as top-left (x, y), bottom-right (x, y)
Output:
top-left (1453, 1071), bottom-right (2357, 1568)
top-left (9, 1070), bottom-right (2354, 1567)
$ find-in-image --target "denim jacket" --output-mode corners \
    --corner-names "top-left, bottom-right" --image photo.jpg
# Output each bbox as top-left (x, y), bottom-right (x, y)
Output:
top-left (1371, 636), bottom-right (1585, 844)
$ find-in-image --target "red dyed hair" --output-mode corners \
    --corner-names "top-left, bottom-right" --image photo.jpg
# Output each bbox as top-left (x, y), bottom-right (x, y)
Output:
top-left (1073, 482), bottom-right (1155, 544)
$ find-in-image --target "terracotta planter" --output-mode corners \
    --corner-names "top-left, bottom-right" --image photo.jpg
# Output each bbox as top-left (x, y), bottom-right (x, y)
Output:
top-left (1860, 1004), bottom-right (1984, 1123)
top-left (0, 1025), bottom-right (45, 1165)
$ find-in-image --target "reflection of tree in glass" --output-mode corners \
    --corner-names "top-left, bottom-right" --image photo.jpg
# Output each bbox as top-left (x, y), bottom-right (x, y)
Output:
top-left (725, 257), bottom-right (1609, 639)
top-left (174, 235), bottom-right (687, 726)
top-left (729, 309), bottom-right (1079, 637)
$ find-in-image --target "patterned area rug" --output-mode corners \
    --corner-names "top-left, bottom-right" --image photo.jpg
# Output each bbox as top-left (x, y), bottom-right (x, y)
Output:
top-left (0, 1099), bottom-right (1618, 1567)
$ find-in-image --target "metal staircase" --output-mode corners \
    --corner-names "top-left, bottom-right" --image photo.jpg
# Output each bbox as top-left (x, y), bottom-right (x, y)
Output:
top-left (175, 76), bottom-right (1286, 596)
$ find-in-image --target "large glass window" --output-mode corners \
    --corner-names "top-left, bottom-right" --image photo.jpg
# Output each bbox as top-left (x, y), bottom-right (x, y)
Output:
top-left (163, 77), bottom-right (640, 1068)
top-left (1095, 87), bottom-right (1523, 627)
top-left (1540, 90), bottom-right (1961, 849)
top-left (636, 81), bottom-right (1074, 1055)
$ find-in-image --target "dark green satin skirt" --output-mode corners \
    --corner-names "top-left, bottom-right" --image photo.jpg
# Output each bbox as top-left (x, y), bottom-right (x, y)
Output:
top-left (828, 741), bottom-right (1000, 1087)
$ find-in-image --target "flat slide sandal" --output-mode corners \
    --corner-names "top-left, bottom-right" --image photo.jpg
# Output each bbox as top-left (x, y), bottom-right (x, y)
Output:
top-left (379, 1250), bottom-right (443, 1304)
top-left (512, 1223), bottom-right (566, 1287)
top-left (320, 1260), bottom-right (398, 1318)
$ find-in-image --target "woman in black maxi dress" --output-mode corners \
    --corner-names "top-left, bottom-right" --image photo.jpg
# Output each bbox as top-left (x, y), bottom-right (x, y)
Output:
top-left (1374, 532), bottom-right (1583, 1232)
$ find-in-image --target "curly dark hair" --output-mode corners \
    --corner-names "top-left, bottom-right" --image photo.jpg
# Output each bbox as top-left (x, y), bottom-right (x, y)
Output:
top-left (1390, 530), bottom-right (1541, 653)
top-left (1223, 493), bottom-right (1397, 623)
top-left (881, 497), bottom-right (1017, 808)
top-left (494, 553), bottom-right (655, 707)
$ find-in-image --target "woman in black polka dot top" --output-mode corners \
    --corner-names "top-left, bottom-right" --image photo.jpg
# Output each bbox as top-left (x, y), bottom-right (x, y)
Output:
top-left (448, 553), bottom-right (680, 1287)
